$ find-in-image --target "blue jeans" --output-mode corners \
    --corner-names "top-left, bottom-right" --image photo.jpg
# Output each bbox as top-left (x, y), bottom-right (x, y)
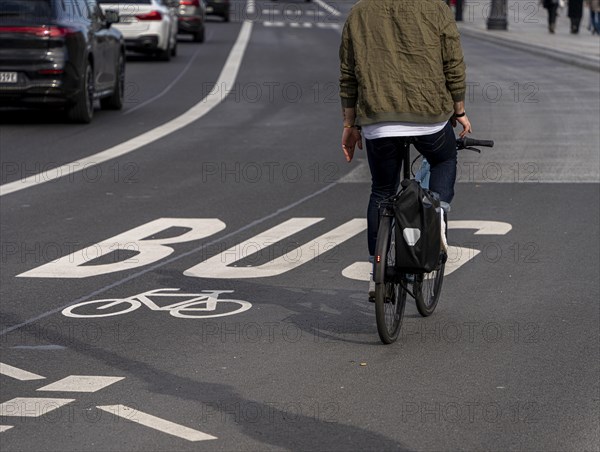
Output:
top-left (365, 121), bottom-right (457, 256)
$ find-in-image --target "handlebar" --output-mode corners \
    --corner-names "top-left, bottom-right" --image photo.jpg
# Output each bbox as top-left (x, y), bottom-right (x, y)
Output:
top-left (456, 137), bottom-right (494, 151)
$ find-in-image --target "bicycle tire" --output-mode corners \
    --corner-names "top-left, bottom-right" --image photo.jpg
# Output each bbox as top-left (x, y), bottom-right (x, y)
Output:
top-left (62, 299), bottom-right (141, 318)
top-left (414, 256), bottom-right (445, 317)
top-left (374, 215), bottom-right (407, 344)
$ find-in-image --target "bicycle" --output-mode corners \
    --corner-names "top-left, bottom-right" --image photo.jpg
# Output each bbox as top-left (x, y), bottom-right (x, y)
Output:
top-left (62, 288), bottom-right (252, 319)
top-left (374, 137), bottom-right (494, 344)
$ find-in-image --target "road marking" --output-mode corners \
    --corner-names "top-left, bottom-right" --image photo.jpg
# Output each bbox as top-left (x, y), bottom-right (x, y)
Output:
top-left (97, 404), bottom-right (217, 442)
top-left (0, 425), bottom-right (14, 433)
top-left (185, 218), bottom-right (366, 279)
top-left (19, 218), bottom-right (226, 278)
top-left (314, 0), bottom-right (341, 17)
top-left (0, 398), bottom-right (74, 417)
top-left (0, 20), bottom-right (254, 197)
top-left (37, 375), bottom-right (124, 393)
top-left (263, 20), bottom-right (285, 27)
top-left (0, 363), bottom-right (45, 381)
top-left (1, 183), bottom-right (339, 336)
top-left (449, 221), bottom-right (512, 235)
top-left (316, 23), bottom-right (341, 30)
top-left (289, 22), bottom-right (313, 28)
top-left (246, 0), bottom-right (255, 15)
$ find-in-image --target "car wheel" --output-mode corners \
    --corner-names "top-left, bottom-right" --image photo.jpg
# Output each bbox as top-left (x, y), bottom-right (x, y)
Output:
top-left (193, 26), bottom-right (205, 42)
top-left (100, 53), bottom-right (125, 110)
top-left (67, 62), bottom-right (94, 123)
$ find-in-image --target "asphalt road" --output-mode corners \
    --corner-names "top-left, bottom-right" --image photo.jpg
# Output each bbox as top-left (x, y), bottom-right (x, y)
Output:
top-left (1, 1), bottom-right (599, 450)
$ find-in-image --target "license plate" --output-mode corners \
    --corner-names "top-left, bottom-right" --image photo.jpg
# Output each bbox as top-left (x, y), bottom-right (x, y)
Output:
top-left (206, 6), bottom-right (214, 12)
top-left (0, 72), bottom-right (17, 84)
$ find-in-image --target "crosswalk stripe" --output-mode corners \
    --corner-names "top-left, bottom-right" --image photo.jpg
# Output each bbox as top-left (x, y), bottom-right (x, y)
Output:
top-left (97, 405), bottom-right (217, 442)
top-left (0, 363), bottom-right (45, 381)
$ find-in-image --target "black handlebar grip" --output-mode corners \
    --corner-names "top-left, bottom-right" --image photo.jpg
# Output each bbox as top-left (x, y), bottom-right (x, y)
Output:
top-left (462, 138), bottom-right (494, 148)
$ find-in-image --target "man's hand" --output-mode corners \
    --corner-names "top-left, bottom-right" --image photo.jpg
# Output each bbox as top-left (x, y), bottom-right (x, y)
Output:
top-left (452, 115), bottom-right (472, 138)
top-left (341, 127), bottom-right (362, 162)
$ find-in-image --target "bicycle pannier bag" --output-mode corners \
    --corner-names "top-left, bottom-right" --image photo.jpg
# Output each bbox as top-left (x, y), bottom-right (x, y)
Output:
top-left (393, 179), bottom-right (442, 273)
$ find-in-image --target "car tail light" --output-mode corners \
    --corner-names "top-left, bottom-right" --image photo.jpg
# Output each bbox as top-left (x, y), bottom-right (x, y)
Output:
top-left (0, 26), bottom-right (75, 37)
top-left (181, 0), bottom-right (200, 5)
top-left (135, 10), bottom-right (162, 20)
top-left (38, 69), bottom-right (64, 75)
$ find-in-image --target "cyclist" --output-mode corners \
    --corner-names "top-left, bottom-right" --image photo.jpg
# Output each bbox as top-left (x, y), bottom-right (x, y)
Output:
top-left (338, 0), bottom-right (472, 300)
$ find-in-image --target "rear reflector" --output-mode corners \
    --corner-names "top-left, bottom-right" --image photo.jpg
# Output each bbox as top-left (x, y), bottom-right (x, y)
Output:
top-left (0, 26), bottom-right (75, 37)
top-left (38, 69), bottom-right (64, 75)
top-left (135, 10), bottom-right (162, 20)
top-left (181, 0), bottom-right (200, 5)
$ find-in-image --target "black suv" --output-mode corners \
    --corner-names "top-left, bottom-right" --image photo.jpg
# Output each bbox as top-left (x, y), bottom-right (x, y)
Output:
top-left (0, 0), bottom-right (126, 123)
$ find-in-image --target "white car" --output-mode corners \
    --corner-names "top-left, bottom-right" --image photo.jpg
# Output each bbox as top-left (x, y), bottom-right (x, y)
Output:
top-left (99, 0), bottom-right (178, 61)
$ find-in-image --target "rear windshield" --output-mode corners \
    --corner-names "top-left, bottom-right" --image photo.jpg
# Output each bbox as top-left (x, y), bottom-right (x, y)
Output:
top-left (0, 0), bottom-right (54, 21)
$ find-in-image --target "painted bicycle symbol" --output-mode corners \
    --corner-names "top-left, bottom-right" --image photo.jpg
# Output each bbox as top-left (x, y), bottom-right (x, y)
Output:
top-left (62, 288), bottom-right (252, 319)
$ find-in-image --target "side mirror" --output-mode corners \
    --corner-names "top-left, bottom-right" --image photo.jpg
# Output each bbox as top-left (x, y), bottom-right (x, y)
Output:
top-left (104, 9), bottom-right (120, 27)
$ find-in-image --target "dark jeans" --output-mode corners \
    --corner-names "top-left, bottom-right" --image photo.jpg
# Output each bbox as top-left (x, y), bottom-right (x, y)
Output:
top-left (365, 121), bottom-right (457, 256)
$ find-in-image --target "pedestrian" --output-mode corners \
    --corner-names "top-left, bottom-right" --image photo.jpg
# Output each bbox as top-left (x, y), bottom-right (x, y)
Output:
top-left (542, 0), bottom-right (560, 33)
top-left (568, 0), bottom-right (584, 33)
top-left (338, 0), bottom-right (471, 300)
top-left (586, 0), bottom-right (600, 34)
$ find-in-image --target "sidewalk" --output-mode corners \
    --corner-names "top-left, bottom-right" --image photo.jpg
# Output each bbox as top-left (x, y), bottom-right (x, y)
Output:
top-left (458, 0), bottom-right (600, 70)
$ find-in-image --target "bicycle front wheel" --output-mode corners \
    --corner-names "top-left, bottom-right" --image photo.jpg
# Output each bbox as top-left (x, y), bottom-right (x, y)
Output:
top-left (374, 215), bottom-right (407, 344)
top-left (414, 257), bottom-right (445, 317)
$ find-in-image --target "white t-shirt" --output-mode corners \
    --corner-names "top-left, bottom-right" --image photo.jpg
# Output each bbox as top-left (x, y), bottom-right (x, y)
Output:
top-left (362, 121), bottom-right (448, 140)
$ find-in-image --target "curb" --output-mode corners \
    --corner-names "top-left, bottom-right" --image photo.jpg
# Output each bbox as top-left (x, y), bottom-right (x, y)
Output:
top-left (459, 26), bottom-right (600, 72)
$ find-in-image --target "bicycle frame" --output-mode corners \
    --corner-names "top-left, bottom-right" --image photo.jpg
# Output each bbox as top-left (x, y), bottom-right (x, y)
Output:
top-left (100, 289), bottom-right (235, 312)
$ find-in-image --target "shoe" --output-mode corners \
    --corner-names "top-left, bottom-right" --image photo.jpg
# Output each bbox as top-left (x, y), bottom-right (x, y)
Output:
top-left (368, 276), bottom-right (376, 303)
top-left (549, 24), bottom-right (556, 33)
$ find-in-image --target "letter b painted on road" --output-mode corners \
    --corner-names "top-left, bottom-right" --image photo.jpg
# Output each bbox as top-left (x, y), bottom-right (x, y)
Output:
top-left (17, 218), bottom-right (225, 278)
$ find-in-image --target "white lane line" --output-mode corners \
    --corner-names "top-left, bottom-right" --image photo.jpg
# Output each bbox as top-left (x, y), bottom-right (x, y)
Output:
top-left (0, 363), bottom-right (45, 381)
top-left (37, 375), bottom-right (124, 393)
top-left (313, 0), bottom-right (341, 17)
top-left (316, 23), bottom-right (341, 30)
top-left (0, 20), bottom-right (254, 198)
top-left (263, 21), bottom-right (285, 27)
top-left (97, 404), bottom-right (217, 442)
top-left (247, 0), bottom-right (255, 15)
top-left (0, 425), bottom-right (14, 433)
top-left (0, 398), bottom-right (75, 417)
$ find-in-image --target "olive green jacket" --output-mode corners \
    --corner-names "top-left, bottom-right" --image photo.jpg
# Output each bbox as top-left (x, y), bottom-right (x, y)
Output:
top-left (339, 0), bottom-right (466, 126)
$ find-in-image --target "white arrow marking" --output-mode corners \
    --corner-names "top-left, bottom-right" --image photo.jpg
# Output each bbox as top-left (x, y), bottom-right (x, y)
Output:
top-left (97, 405), bottom-right (217, 442)
top-left (0, 363), bottom-right (45, 381)
top-left (37, 375), bottom-right (124, 393)
top-left (0, 426), bottom-right (14, 433)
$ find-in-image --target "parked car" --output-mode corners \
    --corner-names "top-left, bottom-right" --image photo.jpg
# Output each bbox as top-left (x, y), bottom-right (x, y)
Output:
top-left (205, 0), bottom-right (229, 22)
top-left (98, 0), bottom-right (178, 60)
top-left (0, 0), bottom-right (125, 123)
top-left (177, 0), bottom-right (206, 42)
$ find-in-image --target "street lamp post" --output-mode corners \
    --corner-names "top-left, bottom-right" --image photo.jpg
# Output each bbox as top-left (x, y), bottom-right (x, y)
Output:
top-left (487, 0), bottom-right (508, 30)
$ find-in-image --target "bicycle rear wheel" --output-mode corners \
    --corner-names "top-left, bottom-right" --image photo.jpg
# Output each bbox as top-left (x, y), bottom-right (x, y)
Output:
top-left (374, 215), bottom-right (407, 344)
top-left (414, 256), bottom-right (445, 317)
